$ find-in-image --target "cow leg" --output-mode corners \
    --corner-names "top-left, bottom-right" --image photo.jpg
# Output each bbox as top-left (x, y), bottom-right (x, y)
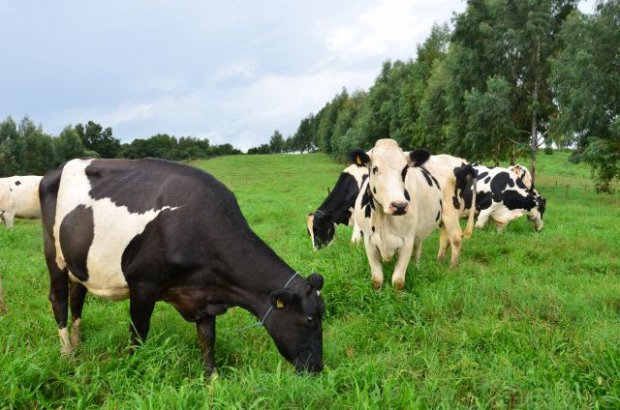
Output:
top-left (3, 212), bottom-right (15, 229)
top-left (436, 225), bottom-right (450, 262)
top-left (413, 240), bottom-right (423, 265)
top-left (48, 263), bottom-right (71, 355)
top-left (128, 287), bottom-right (157, 350)
top-left (364, 239), bottom-right (384, 289)
top-left (350, 221), bottom-right (363, 244)
top-left (196, 315), bottom-right (217, 377)
top-left (392, 239), bottom-right (414, 290)
top-left (475, 209), bottom-right (491, 229)
top-left (69, 283), bottom-right (88, 348)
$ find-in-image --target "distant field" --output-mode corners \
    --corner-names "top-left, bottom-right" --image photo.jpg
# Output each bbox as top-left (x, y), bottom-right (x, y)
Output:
top-left (1, 151), bottom-right (619, 409)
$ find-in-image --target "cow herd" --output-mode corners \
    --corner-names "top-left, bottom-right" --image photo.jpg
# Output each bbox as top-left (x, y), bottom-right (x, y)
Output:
top-left (307, 138), bottom-right (547, 287)
top-left (0, 138), bottom-right (546, 376)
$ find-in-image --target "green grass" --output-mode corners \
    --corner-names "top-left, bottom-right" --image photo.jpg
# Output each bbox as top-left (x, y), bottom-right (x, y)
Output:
top-left (1, 151), bottom-right (619, 409)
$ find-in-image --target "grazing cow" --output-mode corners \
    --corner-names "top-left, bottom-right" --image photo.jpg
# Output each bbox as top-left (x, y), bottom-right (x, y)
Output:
top-left (0, 175), bottom-right (43, 228)
top-left (350, 139), bottom-right (443, 289)
top-left (307, 163), bottom-right (368, 249)
top-left (423, 155), bottom-right (477, 268)
top-left (39, 158), bottom-right (325, 376)
top-left (461, 164), bottom-right (546, 231)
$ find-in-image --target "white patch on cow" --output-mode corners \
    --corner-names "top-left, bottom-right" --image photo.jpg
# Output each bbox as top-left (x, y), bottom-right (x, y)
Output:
top-left (54, 159), bottom-right (179, 300)
top-left (342, 163), bottom-right (368, 188)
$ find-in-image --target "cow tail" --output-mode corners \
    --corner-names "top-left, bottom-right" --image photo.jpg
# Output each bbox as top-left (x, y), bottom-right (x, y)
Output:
top-left (463, 167), bottom-right (477, 239)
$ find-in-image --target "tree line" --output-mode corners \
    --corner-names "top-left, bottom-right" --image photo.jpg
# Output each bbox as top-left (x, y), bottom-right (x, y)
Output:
top-left (0, 117), bottom-right (241, 177)
top-left (250, 0), bottom-right (618, 191)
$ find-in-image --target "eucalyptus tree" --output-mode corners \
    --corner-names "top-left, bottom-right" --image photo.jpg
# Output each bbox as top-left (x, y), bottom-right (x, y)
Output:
top-left (552, 0), bottom-right (620, 191)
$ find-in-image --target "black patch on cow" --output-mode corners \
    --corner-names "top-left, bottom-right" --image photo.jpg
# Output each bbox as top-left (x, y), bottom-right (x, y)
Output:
top-left (490, 172), bottom-right (515, 202)
top-left (404, 189), bottom-right (410, 201)
top-left (373, 187), bottom-right (377, 194)
top-left (435, 210), bottom-right (441, 222)
top-left (452, 195), bottom-right (460, 210)
top-left (420, 169), bottom-right (433, 187)
top-left (515, 178), bottom-right (527, 190)
top-left (439, 198), bottom-right (443, 209)
top-left (537, 196), bottom-right (546, 218)
top-left (59, 205), bottom-right (94, 281)
top-left (502, 190), bottom-right (536, 211)
top-left (85, 158), bottom-right (225, 214)
top-left (361, 189), bottom-right (371, 208)
top-left (484, 177), bottom-right (491, 184)
top-left (401, 166), bottom-right (408, 182)
top-left (476, 191), bottom-right (493, 211)
top-left (371, 226), bottom-right (375, 232)
top-left (14, 180), bottom-right (21, 186)
top-left (364, 204), bottom-right (371, 218)
top-left (476, 171), bottom-right (489, 181)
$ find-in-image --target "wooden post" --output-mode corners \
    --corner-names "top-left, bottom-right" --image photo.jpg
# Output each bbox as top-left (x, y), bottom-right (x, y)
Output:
top-left (0, 272), bottom-right (6, 315)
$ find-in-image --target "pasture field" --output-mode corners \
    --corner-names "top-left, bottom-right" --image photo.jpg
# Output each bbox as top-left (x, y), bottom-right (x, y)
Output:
top-left (1, 151), bottom-right (619, 409)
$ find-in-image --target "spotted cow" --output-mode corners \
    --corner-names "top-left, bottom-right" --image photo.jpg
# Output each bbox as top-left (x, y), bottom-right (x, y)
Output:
top-left (307, 163), bottom-right (368, 249)
top-left (39, 158), bottom-right (325, 376)
top-left (423, 155), bottom-right (477, 268)
top-left (351, 139), bottom-right (443, 289)
top-left (0, 175), bottom-right (42, 228)
top-left (461, 164), bottom-right (546, 231)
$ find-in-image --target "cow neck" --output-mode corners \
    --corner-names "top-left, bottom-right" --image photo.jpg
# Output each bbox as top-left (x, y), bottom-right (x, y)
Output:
top-left (217, 228), bottom-right (300, 319)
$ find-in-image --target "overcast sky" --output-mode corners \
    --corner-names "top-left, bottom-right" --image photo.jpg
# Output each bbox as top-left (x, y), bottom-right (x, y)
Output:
top-left (1, 0), bottom-right (596, 152)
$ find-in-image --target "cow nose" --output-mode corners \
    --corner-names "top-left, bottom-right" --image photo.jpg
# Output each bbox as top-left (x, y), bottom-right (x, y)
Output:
top-left (390, 201), bottom-right (409, 215)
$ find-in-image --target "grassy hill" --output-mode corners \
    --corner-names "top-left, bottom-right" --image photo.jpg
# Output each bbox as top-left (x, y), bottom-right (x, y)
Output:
top-left (1, 151), bottom-right (619, 408)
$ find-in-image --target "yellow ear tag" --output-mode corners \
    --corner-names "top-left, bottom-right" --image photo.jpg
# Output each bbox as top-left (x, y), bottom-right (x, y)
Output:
top-left (355, 156), bottom-right (362, 166)
top-left (276, 298), bottom-right (285, 309)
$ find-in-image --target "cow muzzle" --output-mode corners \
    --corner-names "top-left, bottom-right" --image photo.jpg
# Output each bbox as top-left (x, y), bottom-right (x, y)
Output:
top-left (389, 201), bottom-right (409, 215)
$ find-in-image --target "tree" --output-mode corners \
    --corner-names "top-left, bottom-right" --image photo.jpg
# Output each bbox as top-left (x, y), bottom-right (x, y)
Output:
top-left (269, 130), bottom-right (285, 153)
top-left (76, 121), bottom-right (121, 158)
top-left (552, 1), bottom-right (620, 191)
top-left (56, 126), bottom-right (86, 162)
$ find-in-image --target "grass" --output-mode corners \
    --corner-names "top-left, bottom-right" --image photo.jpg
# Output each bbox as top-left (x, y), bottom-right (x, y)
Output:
top-left (1, 151), bottom-right (619, 409)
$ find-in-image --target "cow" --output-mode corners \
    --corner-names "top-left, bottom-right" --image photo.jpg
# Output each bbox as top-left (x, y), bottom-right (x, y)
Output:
top-left (461, 164), bottom-right (546, 232)
top-left (0, 175), bottom-right (42, 228)
top-left (307, 163), bottom-right (368, 249)
top-left (39, 158), bottom-right (325, 376)
top-left (350, 139), bottom-right (443, 290)
top-left (423, 155), bottom-right (477, 268)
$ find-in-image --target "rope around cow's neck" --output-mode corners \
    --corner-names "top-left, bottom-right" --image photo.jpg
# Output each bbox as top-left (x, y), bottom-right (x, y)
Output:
top-left (239, 272), bottom-right (299, 331)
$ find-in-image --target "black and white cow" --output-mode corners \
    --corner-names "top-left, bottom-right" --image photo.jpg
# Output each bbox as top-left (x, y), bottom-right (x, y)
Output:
top-left (39, 158), bottom-right (325, 376)
top-left (307, 163), bottom-right (368, 249)
top-left (350, 139), bottom-right (443, 290)
top-left (0, 175), bottom-right (42, 228)
top-left (461, 164), bottom-right (546, 231)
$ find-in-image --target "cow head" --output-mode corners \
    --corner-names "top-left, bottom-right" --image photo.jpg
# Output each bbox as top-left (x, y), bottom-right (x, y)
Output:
top-left (528, 195), bottom-right (546, 231)
top-left (306, 211), bottom-right (335, 249)
top-left (265, 273), bottom-right (325, 373)
top-left (350, 139), bottom-right (431, 216)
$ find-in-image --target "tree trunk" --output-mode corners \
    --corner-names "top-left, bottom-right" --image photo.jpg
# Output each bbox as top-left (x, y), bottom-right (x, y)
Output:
top-left (0, 272), bottom-right (6, 315)
top-left (529, 43), bottom-right (541, 186)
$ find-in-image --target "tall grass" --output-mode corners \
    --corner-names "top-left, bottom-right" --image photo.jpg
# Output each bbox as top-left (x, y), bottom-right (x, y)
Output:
top-left (1, 151), bottom-right (619, 409)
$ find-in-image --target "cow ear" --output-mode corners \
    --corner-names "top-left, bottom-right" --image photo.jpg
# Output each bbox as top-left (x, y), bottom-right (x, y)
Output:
top-left (307, 273), bottom-right (324, 291)
top-left (271, 289), bottom-right (294, 309)
top-left (349, 149), bottom-right (370, 167)
top-left (408, 149), bottom-right (431, 167)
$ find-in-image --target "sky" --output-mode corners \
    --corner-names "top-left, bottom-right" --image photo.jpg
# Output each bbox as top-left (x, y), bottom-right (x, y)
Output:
top-left (1, 0), bottom-right (597, 152)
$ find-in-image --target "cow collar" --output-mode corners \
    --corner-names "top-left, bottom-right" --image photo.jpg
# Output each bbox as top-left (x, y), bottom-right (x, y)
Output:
top-left (246, 272), bottom-right (300, 329)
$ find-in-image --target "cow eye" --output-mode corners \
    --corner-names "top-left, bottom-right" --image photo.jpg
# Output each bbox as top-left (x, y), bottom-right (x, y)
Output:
top-left (372, 166), bottom-right (379, 175)
top-left (306, 316), bottom-right (315, 326)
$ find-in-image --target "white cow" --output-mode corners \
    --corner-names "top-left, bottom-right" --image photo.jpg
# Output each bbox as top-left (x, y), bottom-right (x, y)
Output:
top-left (0, 175), bottom-right (43, 228)
top-left (351, 139), bottom-right (443, 290)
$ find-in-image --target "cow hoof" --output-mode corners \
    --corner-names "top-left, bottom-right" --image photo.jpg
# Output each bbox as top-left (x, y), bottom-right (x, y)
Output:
top-left (371, 279), bottom-right (383, 290)
top-left (392, 279), bottom-right (405, 290)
